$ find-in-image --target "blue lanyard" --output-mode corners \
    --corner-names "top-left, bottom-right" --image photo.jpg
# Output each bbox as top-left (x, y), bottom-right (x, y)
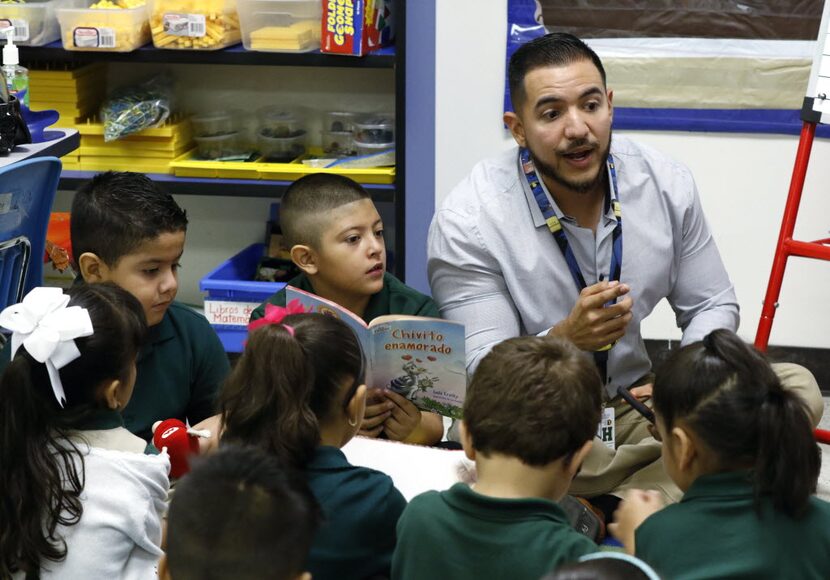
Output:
top-left (520, 148), bottom-right (623, 382)
top-left (520, 147), bottom-right (623, 292)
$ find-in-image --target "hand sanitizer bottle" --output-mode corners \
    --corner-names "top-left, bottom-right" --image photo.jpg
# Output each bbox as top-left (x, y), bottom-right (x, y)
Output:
top-left (0, 26), bottom-right (27, 107)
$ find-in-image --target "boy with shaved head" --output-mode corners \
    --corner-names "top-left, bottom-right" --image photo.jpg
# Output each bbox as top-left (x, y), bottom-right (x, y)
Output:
top-left (251, 173), bottom-right (444, 445)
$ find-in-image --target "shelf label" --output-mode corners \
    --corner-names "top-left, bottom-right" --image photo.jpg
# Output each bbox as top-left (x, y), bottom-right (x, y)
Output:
top-left (73, 27), bottom-right (116, 48)
top-left (204, 300), bottom-right (260, 327)
top-left (162, 13), bottom-right (207, 37)
top-left (0, 18), bottom-right (29, 42)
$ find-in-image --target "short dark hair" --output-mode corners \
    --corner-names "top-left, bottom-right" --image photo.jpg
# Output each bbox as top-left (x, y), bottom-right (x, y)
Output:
top-left (220, 313), bottom-right (364, 469)
top-left (165, 445), bottom-right (321, 580)
top-left (653, 329), bottom-right (821, 518)
top-left (464, 336), bottom-right (602, 466)
top-left (280, 173), bottom-right (371, 248)
top-left (70, 171), bottom-right (188, 267)
top-left (508, 32), bottom-right (606, 111)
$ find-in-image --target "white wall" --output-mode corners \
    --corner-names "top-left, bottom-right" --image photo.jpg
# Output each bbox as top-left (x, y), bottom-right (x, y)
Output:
top-left (435, 0), bottom-right (830, 348)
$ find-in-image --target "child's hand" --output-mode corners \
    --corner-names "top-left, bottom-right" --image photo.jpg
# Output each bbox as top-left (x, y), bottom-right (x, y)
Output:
top-left (608, 489), bottom-right (665, 555)
top-left (358, 390), bottom-right (393, 438)
top-left (382, 390), bottom-right (422, 441)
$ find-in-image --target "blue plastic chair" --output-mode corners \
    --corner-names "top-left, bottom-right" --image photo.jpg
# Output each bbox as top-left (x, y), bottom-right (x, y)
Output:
top-left (0, 156), bottom-right (62, 312)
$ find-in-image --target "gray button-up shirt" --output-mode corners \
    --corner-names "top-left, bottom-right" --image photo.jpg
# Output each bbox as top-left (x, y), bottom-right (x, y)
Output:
top-left (427, 135), bottom-right (739, 397)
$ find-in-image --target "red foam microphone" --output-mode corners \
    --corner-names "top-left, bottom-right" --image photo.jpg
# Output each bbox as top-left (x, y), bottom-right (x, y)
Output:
top-left (152, 419), bottom-right (201, 479)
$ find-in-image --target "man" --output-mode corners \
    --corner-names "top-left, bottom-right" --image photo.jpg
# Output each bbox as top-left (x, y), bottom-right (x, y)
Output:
top-left (428, 32), bottom-right (822, 505)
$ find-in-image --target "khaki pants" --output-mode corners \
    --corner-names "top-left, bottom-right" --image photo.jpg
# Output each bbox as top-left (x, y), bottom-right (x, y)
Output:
top-left (568, 362), bottom-right (823, 504)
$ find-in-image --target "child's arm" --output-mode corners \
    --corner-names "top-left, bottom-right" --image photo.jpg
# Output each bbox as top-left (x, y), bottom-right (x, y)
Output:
top-left (382, 390), bottom-right (444, 445)
top-left (608, 489), bottom-right (665, 554)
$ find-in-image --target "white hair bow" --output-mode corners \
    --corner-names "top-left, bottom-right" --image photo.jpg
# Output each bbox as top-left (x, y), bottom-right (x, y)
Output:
top-left (0, 287), bottom-right (94, 407)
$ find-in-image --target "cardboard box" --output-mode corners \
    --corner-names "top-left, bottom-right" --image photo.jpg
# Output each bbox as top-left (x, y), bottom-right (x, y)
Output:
top-left (321, 0), bottom-right (393, 56)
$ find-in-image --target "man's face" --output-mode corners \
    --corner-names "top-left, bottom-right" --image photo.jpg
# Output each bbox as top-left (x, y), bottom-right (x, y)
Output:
top-left (309, 199), bottom-right (387, 305)
top-left (506, 59), bottom-right (613, 197)
top-left (99, 231), bottom-right (185, 327)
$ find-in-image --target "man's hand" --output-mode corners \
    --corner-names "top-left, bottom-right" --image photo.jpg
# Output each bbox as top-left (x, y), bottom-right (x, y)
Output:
top-left (608, 489), bottom-right (665, 554)
top-left (358, 390), bottom-right (392, 438)
top-left (382, 390), bottom-right (422, 441)
top-left (550, 281), bottom-right (633, 351)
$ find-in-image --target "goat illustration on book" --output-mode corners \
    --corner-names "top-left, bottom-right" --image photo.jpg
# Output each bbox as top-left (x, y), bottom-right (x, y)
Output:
top-left (286, 286), bottom-right (466, 419)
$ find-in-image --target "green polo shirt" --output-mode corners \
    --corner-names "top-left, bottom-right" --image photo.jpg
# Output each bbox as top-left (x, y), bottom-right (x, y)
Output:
top-left (392, 483), bottom-right (597, 580)
top-left (250, 272), bottom-right (440, 323)
top-left (305, 445), bottom-right (406, 580)
top-left (636, 471), bottom-right (830, 580)
top-left (122, 302), bottom-right (230, 441)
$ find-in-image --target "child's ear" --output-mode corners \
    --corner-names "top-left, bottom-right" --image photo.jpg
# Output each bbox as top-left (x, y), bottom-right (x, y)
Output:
top-left (459, 421), bottom-right (476, 461)
top-left (564, 439), bottom-right (593, 480)
top-left (671, 426), bottom-right (697, 473)
top-left (290, 244), bottom-right (318, 275)
top-left (347, 384), bottom-right (367, 427)
top-left (100, 379), bottom-right (123, 410)
top-left (77, 252), bottom-right (109, 283)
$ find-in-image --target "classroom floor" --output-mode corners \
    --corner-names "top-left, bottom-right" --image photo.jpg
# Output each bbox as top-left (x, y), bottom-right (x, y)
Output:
top-left (818, 398), bottom-right (830, 501)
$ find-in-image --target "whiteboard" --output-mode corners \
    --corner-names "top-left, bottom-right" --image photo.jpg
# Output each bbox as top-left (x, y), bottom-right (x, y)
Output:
top-left (805, 0), bottom-right (830, 123)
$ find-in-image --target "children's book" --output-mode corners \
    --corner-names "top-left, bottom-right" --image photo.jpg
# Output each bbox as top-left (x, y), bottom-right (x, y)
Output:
top-left (286, 286), bottom-right (467, 419)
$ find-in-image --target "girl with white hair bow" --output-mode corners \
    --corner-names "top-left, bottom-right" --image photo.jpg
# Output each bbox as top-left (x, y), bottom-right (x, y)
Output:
top-left (0, 283), bottom-right (170, 579)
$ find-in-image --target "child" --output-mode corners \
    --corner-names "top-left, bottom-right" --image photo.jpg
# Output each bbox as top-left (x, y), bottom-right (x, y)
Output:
top-left (70, 171), bottom-right (230, 441)
top-left (251, 172), bottom-right (443, 445)
top-left (544, 553), bottom-right (660, 580)
top-left (0, 284), bottom-right (168, 578)
top-left (392, 335), bottom-right (602, 580)
top-left (160, 445), bottom-right (321, 580)
top-left (219, 311), bottom-right (407, 580)
top-left (610, 329), bottom-right (830, 579)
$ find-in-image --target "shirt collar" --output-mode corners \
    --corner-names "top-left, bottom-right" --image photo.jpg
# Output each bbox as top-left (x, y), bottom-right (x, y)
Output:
top-left (138, 308), bottom-right (176, 361)
top-left (443, 482), bottom-right (571, 524)
top-left (306, 445), bottom-right (351, 470)
top-left (517, 150), bottom-right (616, 228)
top-left (680, 470), bottom-right (755, 503)
top-left (298, 273), bottom-right (389, 324)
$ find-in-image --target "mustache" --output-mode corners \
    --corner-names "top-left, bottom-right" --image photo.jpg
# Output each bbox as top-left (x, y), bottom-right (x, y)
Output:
top-left (558, 139), bottom-right (597, 155)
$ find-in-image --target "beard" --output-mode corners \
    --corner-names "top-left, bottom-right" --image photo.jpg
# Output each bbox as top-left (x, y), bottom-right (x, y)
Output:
top-left (531, 132), bottom-right (612, 195)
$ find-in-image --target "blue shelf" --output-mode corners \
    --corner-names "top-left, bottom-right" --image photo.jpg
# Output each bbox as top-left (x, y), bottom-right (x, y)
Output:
top-left (22, 41), bottom-right (395, 68)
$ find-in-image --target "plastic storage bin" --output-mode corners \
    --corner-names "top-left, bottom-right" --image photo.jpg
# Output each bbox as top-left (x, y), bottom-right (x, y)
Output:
top-left (321, 130), bottom-right (355, 156)
top-left (148, 0), bottom-right (241, 50)
top-left (257, 130), bottom-right (306, 161)
top-left (190, 111), bottom-right (236, 137)
top-left (354, 115), bottom-right (394, 143)
top-left (238, 0), bottom-right (320, 53)
top-left (56, 3), bottom-right (150, 51)
top-left (194, 132), bottom-right (249, 160)
top-left (0, 0), bottom-right (83, 46)
top-left (200, 243), bottom-right (284, 353)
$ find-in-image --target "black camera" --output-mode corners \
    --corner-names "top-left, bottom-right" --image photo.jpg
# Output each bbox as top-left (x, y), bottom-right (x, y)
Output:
top-left (0, 95), bottom-right (31, 154)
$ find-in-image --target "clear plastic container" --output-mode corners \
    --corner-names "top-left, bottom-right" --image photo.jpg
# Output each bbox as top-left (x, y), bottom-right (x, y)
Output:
top-left (353, 115), bottom-right (395, 144)
top-left (190, 111), bottom-right (236, 137)
top-left (55, 3), bottom-right (150, 51)
top-left (148, 0), bottom-right (240, 50)
top-left (257, 106), bottom-right (304, 138)
top-left (323, 110), bottom-right (358, 133)
top-left (353, 139), bottom-right (395, 165)
top-left (237, 0), bottom-right (320, 53)
top-left (258, 129), bottom-right (306, 162)
top-left (0, 0), bottom-right (83, 46)
top-left (194, 132), bottom-right (248, 160)
top-left (321, 130), bottom-right (355, 156)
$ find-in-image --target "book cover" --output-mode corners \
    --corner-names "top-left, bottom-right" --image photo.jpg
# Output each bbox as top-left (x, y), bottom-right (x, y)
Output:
top-left (286, 286), bottom-right (466, 419)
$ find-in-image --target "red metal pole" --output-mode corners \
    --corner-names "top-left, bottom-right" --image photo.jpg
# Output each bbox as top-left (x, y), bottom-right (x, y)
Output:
top-left (754, 121), bottom-right (817, 351)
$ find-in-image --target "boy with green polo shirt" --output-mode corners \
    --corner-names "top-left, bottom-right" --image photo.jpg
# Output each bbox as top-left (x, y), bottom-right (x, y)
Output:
top-left (392, 336), bottom-right (602, 580)
top-left (251, 173), bottom-right (443, 446)
top-left (0, 171), bottom-right (230, 443)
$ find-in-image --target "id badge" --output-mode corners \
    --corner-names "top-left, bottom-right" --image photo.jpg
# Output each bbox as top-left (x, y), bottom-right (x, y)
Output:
top-left (596, 406), bottom-right (615, 450)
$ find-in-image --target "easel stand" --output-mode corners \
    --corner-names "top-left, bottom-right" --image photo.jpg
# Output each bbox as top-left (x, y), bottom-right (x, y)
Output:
top-left (754, 118), bottom-right (830, 445)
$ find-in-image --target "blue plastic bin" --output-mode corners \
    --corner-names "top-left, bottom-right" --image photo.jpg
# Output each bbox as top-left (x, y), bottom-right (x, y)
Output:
top-left (199, 243), bottom-right (285, 353)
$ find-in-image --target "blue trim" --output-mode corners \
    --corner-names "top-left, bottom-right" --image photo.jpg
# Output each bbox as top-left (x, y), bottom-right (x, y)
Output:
top-left (614, 107), bottom-right (830, 137)
top-left (404, 0), bottom-right (436, 294)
